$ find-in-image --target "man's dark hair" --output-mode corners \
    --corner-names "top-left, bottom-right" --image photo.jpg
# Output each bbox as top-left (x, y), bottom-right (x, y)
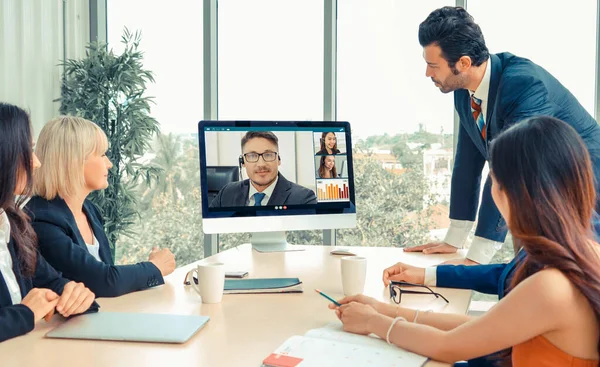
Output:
top-left (241, 131), bottom-right (279, 151)
top-left (418, 6), bottom-right (489, 70)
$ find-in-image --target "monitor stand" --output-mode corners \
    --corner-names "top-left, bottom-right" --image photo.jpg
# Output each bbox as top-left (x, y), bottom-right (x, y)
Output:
top-left (251, 231), bottom-right (305, 253)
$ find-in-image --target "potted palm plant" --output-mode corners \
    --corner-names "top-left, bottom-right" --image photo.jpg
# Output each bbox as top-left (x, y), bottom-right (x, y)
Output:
top-left (60, 28), bottom-right (161, 259)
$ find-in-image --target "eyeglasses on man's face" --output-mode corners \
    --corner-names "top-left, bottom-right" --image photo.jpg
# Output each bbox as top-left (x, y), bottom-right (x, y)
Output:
top-left (389, 281), bottom-right (449, 304)
top-left (243, 151), bottom-right (278, 163)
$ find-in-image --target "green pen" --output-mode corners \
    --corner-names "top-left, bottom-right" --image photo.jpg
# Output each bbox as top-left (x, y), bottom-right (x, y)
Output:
top-left (315, 289), bottom-right (342, 307)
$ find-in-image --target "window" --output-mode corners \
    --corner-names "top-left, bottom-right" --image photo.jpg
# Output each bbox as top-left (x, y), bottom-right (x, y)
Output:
top-left (107, 0), bottom-right (204, 266)
top-left (218, 0), bottom-right (324, 247)
top-left (218, 0), bottom-right (323, 121)
top-left (337, 0), bottom-right (455, 247)
top-left (468, 0), bottom-right (597, 116)
top-left (468, 0), bottom-right (597, 265)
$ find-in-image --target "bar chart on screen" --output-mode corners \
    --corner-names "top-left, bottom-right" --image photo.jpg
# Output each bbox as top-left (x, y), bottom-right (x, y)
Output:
top-left (316, 179), bottom-right (350, 202)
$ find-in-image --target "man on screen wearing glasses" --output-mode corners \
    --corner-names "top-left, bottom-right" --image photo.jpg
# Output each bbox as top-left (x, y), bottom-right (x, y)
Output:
top-left (210, 131), bottom-right (318, 208)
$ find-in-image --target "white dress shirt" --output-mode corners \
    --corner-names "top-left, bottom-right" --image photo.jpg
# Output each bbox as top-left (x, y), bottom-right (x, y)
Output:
top-left (0, 212), bottom-right (22, 304)
top-left (470, 59), bottom-right (491, 123)
top-left (442, 58), bottom-right (503, 266)
top-left (248, 176), bottom-right (279, 206)
top-left (85, 234), bottom-right (102, 262)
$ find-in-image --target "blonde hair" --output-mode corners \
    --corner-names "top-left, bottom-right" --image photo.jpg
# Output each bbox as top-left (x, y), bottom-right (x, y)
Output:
top-left (34, 116), bottom-right (109, 200)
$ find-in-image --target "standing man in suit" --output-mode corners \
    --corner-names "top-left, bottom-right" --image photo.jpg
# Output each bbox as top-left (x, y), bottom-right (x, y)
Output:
top-left (210, 131), bottom-right (318, 207)
top-left (405, 6), bottom-right (600, 265)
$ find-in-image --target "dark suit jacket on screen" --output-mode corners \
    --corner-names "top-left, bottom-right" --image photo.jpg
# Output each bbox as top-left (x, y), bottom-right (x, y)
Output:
top-left (210, 173), bottom-right (317, 207)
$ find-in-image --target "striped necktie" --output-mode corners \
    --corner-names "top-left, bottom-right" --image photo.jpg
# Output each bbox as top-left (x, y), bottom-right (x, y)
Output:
top-left (471, 95), bottom-right (486, 140)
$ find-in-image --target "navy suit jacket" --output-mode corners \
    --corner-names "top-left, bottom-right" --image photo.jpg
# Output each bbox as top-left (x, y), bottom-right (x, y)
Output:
top-left (453, 52), bottom-right (600, 243)
top-left (210, 173), bottom-right (318, 207)
top-left (26, 196), bottom-right (163, 298)
top-left (436, 212), bottom-right (600, 300)
top-left (0, 238), bottom-right (99, 342)
top-left (437, 250), bottom-right (525, 300)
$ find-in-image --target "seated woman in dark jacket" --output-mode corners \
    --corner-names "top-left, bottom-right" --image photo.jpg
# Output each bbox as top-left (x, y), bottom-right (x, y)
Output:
top-left (0, 104), bottom-right (97, 342)
top-left (26, 116), bottom-right (176, 298)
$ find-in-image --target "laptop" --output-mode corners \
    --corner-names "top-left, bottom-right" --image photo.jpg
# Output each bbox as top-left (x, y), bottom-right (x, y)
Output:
top-left (46, 312), bottom-right (210, 344)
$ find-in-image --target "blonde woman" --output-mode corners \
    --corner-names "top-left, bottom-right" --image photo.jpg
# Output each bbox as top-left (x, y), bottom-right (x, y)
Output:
top-left (26, 116), bottom-right (176, 298)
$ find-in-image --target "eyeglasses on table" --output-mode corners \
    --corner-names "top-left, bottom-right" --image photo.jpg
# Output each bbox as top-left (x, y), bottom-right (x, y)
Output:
top-left (389, 281), bottom-right (449, 304)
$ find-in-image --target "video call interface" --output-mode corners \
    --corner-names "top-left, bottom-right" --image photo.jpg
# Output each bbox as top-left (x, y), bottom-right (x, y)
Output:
top-left (202, 126), bottom-right (352, 211)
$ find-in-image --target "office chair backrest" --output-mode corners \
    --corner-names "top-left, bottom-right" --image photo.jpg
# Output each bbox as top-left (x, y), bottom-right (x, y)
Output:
top-left (340, 159), bottom-right (348, 178)
top-left (206, 166), bottom-right (240, 203)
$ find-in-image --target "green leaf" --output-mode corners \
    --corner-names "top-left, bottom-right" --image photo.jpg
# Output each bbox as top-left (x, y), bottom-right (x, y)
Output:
top-left (60, 30), bottom-right (160, 260)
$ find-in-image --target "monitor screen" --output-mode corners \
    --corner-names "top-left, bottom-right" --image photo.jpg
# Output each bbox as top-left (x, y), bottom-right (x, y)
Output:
top-left (198, 121), bottom-right (356, 234)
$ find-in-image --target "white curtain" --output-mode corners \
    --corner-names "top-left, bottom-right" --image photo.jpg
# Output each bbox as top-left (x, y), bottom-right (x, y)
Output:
top-left (0, 0), bottom-right (89, 135)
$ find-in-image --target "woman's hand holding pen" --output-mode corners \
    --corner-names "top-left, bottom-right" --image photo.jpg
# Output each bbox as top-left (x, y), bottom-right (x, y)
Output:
top-left (328, 294), bottom-right (384, 332)
top-left (335, 302), bottom-right (380, 335)
top-left (327, 294), bottom-right (382, 312)
top-left (328, 294), bottom-right (405, 335)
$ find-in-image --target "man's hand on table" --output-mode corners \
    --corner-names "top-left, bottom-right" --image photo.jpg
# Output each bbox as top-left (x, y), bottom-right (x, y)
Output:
top-left (382, 262), bottom-right (425, 286)
top-left (404, 242), bottom-right (458, 255)
top-left (404, 242), bottom-right (480, 266)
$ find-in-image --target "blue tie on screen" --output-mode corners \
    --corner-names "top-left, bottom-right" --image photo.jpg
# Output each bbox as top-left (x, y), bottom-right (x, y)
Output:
top-left (253, 192), bottom-right (266, 206)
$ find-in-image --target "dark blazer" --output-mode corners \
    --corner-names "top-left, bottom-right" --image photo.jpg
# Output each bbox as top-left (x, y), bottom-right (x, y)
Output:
top-left (25, 196), bottom-right (163, 298)
top-left (437, 249), bottom-right (525, 300)
top-left (436, 212), bottom-right (600, 300)
top-left (435, 211), bottom-right (600, 300)
top-left (452, 52), bottom-right (600, 243)
top-left (0, 238), bottom-right (99, 342)
top-left (210, 173), bottom-right (318, 207)
top-left (316, 148), bottom-right (341, 155)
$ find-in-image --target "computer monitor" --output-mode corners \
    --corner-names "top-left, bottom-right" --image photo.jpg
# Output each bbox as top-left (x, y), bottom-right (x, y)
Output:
top-left (198, 120), bottom-right (357, 252)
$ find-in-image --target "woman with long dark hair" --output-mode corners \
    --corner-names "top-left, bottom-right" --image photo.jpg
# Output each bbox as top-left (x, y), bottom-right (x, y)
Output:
top-left (0, 103), bottom-right (97, 342)
top-left (329, 116), bottom-right (600, 365)
top-left (318, 155), bottom-right (337, 179)
top-left (316, 132), bottom-right (341, 155)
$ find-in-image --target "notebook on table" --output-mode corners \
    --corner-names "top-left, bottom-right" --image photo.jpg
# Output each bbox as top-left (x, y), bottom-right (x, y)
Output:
top-left (224, 278), bottom-right (303, 294)
top-left (45, 312), bottom-right (210, 344)
top-left (262, 323), bottom-right (428, 367)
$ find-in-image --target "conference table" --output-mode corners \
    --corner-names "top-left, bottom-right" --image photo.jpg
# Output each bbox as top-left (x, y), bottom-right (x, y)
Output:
top-left (1, 244), bottom-right (472, 366)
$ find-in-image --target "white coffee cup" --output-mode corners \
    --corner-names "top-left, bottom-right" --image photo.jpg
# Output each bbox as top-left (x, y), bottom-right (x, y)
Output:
top-left (190, 262), bottom-right (225, 304)
top-left (340, 256), bottom-right (367, 296)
